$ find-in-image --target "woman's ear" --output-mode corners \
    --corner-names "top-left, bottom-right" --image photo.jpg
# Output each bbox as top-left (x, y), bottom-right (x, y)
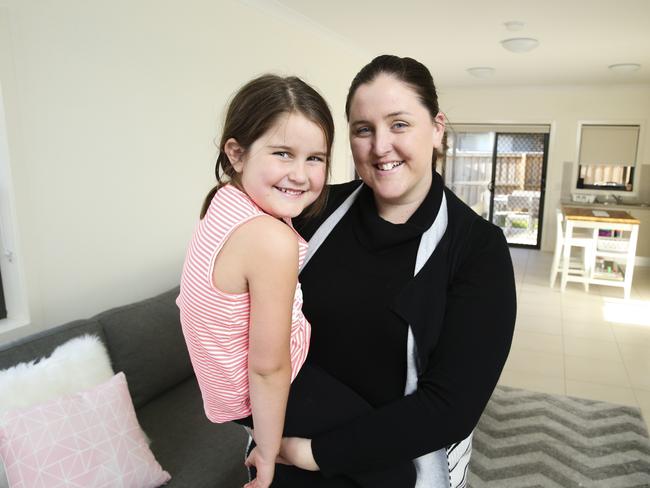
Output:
top-left (224, 138), bottom-right (245, 173)
top-left (432, 112), bottom-right (446, 150)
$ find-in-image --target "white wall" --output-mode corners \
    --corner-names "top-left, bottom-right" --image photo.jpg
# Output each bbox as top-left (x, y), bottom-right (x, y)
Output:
top-left (2, 0), bottom-right (650, 344)
top-left (439, 83), bottom-right (650, 251)
top-left (0, 0), bottom-right (364, 342)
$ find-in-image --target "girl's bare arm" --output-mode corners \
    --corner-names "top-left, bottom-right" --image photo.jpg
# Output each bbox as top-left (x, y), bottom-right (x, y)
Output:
top-left (238, 216), bottom-right (299, 486)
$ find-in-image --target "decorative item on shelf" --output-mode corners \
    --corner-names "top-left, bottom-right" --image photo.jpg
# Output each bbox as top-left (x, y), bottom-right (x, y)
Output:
top-left (571, 193), bottom-right (596, 203)
top-left (599, 229), bottom-right (623, 238)
top-left (597, 237), bottom-right (629, 253)
top-left (593, 257), bottom-right (624, 281)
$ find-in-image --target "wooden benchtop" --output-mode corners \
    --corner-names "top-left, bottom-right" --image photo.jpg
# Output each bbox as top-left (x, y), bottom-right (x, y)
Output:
top-left (562, 206), bottom-right (641, 224)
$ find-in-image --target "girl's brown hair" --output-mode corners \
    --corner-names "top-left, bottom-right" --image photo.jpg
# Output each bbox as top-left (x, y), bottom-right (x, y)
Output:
top-left (200, 74), bottom-right (334, 218)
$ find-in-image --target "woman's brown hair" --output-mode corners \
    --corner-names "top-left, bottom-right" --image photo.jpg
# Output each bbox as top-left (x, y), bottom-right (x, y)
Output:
top-left (200, 74), bottom-right (334, 218)
top-left (345, 55), bottom-right (443, 165)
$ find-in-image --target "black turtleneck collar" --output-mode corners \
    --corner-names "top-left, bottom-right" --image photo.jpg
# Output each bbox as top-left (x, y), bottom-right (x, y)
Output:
top-left (353, 170), bottom-right (443, 252)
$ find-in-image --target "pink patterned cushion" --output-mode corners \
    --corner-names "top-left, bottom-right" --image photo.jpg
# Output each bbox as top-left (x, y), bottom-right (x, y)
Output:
top-left (0, 373), bottom-right (170, 488)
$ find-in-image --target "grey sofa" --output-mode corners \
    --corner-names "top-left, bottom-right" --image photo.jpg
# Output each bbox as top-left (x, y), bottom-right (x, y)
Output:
top-left (0, 287), bottom-right (249, 488)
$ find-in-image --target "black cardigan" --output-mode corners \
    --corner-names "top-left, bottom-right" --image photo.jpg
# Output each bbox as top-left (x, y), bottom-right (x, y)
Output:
top-left (296, 174), bottom-right (517, 476)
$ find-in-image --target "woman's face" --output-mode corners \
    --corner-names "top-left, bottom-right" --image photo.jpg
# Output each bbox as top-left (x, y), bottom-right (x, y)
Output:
top-left (348, 74), bottom-right (445, 216)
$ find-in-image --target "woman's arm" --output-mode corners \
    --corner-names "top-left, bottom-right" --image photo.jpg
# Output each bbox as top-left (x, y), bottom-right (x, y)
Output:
top-left (239, 217), bottom-right (300, 486)
top-left (285, 218), bottom-right (516, 476)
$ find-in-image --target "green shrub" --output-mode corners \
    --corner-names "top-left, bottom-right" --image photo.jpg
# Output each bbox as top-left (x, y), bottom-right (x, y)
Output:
top-left (511, 219), bottom-right (528, 229)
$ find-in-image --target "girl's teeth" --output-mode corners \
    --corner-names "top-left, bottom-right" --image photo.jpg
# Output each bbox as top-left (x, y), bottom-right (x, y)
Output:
top-left (278, 188), bottom-right (302, 195)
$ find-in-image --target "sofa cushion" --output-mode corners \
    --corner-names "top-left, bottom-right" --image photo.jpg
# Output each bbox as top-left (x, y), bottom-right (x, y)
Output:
top-left (0, 334), bottom-right (116, 488)
top-left (0, 319), bottom-right (106, 371)
top-left (98, 287), bottom-right (193, 409)
top-left (0, 334), bottom-right (114, 412)
top-left (0, 372), bottom-right (171, 488)
top-left (136, 376), bottom-right (248, 488)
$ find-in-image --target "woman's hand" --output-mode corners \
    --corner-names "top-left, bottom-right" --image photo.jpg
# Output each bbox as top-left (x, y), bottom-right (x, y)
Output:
top-left (279, 437), bottom-right (319, 471)
top-left (244, 446), bottom-right (275, 488)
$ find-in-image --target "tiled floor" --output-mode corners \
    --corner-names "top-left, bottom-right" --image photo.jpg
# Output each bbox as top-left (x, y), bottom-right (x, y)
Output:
top-left (500, 248), bottom-right (650, 433)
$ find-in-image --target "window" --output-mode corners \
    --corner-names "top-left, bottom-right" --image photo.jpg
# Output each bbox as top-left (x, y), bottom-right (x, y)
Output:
top-left (576, 124), bottom-right (640, 193)
top-left (0, 268), bottom-right (6, 319)
top-left (0, 82), bottom-right (29, 331)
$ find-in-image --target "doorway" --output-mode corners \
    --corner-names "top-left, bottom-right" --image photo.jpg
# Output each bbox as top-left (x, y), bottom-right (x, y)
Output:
top-left (444, 125), bottom-right (550, 248)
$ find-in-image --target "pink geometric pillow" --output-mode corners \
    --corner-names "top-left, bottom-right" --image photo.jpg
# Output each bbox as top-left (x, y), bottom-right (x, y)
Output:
top-left (0, 373), bottom-right (170, 488)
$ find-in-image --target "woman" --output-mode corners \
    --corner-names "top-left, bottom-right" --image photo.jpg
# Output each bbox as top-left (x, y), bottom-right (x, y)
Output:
top-left (271, 55), bottom-right (517, 487)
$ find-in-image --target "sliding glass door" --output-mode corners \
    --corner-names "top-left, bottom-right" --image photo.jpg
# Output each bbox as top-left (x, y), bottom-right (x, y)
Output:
top-left (445, 125), bottom-right (549, 248)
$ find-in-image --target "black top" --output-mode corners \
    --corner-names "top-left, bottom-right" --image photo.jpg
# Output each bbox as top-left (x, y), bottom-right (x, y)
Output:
top-left (296, 172), bottom-right (516, 477)
top-left (300, 182), bottom-right (440, 407)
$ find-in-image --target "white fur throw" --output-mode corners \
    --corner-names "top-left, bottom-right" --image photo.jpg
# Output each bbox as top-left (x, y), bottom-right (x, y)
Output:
top-left (0, 334), bottom-right (114, 488)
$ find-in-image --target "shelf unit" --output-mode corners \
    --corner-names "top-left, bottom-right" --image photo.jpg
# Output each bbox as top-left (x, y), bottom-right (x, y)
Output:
top-left (560, 208), bottom-right (640, 299)
top-left (595, 231), bottom-right (635, 283)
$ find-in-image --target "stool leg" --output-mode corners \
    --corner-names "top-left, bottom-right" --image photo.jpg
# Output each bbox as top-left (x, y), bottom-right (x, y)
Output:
top-left (581, 247), bottom-right (589, 292)
top-left (550, 245), bottom-right (561, 288)
top-left (561, 241), bottom-right (571, 292)
top-left (585, 246), bottom-right (596, 292)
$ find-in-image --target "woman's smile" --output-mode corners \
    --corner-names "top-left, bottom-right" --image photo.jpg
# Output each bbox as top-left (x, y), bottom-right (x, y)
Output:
top-left (375, 160), bottom-right (405, 172)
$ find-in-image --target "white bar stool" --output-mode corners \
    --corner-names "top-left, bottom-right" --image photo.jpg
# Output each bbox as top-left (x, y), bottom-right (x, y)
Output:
top-left (549, 210), bottom-right (595, 291)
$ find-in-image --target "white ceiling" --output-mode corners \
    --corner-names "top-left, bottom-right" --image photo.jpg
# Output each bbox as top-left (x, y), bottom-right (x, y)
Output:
top-left (270, 0), bottom-right (650, 88)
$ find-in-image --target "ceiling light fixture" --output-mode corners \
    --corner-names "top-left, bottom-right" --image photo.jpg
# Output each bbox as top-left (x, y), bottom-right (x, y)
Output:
top-left (504, 21), bottom-right (525, 31)
top-left (608, 63), bottom-right (641, 72)
top-left (501, 37), bottom-right (539, 53)
top-left (466, 67), bottom-right (495, 78)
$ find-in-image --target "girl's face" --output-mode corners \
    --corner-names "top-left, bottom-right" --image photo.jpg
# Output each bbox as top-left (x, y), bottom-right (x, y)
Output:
top-left (229, 112), bottom-right (327, 219)
top-left (348, 74), bottom-right (445, 217)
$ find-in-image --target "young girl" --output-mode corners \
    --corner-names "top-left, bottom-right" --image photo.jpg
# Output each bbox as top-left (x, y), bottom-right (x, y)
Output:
top-left (176, 74), bottom-right (333, 488)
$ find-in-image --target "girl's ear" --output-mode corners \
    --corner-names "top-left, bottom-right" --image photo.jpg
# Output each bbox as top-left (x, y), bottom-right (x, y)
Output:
top-left (224, 138), bottom-right (245, 173)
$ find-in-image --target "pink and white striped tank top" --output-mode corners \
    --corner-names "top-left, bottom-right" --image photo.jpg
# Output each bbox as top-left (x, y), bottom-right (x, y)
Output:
top-left (176, 184), bottom-right (311, 423)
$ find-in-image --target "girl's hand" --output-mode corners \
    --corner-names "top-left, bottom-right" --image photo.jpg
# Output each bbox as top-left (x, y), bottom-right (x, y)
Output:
top-left (279, 437), bottom-right (319, 471)
top-left (244, 447), bottom-right (275, 488)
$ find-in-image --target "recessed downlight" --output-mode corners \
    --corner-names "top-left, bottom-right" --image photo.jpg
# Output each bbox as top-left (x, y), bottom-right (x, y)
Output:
top-left (501, 37), bottom-right (539, 53)
top-left (608, 63), bottom-right (641, 72)
top-left (504, 21), bottom-right (525, 31)
top-left (466, 67), bottom-right (496, 78)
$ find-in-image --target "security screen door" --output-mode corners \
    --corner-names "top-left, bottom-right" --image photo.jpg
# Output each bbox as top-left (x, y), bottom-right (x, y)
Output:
top-left (444, 125), bottom-right (549, 248)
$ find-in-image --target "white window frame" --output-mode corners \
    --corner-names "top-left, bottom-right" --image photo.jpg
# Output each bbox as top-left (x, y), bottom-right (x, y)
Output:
top-left (573, 120), bottom-right (646, 197)
top-left (0, 81), bottom-right (29, 333)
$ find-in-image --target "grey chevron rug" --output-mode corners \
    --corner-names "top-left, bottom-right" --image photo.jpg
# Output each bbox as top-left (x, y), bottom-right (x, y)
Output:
top-left (469, 385), bottom-right (650, 488)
